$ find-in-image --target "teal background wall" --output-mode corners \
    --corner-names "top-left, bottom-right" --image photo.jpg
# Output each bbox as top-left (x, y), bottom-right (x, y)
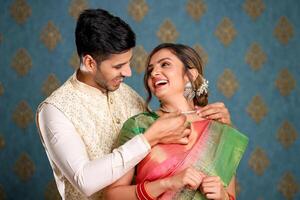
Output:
top-left (0, 0), bottom-right (299, 199)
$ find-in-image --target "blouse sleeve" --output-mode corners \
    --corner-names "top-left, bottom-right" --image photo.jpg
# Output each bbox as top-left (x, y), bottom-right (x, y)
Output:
top-left (118, 116), bottom-right (144, 147)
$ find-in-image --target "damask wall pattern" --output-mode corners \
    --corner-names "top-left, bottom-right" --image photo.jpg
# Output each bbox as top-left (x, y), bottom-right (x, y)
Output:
top-left (0, 0), bottom-right (299, 199)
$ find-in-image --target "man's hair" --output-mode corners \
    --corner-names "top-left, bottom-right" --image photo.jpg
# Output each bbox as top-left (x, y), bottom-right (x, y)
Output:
top-left (75, 9), bottom-right (136, 63)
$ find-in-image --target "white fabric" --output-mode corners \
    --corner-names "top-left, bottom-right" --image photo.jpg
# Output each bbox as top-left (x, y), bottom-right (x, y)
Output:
top-left (37, 104), bottom-right (150, 197)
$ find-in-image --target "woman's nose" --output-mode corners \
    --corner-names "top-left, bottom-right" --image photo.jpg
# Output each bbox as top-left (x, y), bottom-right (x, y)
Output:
top-left (151, 66), bottom-right (161, 77)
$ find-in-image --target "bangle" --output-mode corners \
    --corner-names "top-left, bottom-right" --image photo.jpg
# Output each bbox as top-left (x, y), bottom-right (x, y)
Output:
top-left (136, 183), bottom-right (143, 200)
top-left (136, 181), bottom-right (155, 200)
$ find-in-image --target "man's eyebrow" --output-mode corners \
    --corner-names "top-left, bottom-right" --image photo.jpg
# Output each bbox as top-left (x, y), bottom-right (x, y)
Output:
top-left (112, 62), bottom-right (127, 67)
top-left (112, 55), bottom-right (133, 67)
top-left (148, 57), bottom-right (172, 67)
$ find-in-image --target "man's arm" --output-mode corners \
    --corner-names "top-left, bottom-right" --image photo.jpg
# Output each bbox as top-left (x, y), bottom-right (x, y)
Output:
top-left (37, 104), bottom-right (151, 196)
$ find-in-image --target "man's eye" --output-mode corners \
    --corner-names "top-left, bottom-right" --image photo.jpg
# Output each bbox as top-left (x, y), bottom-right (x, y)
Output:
top-left (114, 65), bottom-right (122, 69)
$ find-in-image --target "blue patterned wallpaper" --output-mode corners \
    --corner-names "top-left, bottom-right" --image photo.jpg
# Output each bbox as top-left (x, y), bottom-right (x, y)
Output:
top-left (0, 0), bottom-right (299, 199)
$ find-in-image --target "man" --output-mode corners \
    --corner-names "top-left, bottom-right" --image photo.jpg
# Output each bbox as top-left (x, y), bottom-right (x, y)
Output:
top-left (36, 9), bottom-right (231, 200)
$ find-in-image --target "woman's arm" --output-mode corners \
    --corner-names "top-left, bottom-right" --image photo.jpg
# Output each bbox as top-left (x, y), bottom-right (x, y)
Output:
top-left (104, 168), bottom-right (169, 200)
top-left (104, 169), bottom-right (137, 200)
top-left (105, 167), bottom-right (204, 200)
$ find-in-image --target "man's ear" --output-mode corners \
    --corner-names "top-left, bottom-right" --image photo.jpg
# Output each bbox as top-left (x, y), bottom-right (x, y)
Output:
top-left (188, 68), bottom-right (199, 81)
top-left (82, 55), bottom-right (97, 73)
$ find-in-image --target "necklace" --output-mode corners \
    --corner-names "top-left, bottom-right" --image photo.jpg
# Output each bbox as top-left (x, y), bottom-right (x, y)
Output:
top-left (159, 107), bottom-right (197, 115)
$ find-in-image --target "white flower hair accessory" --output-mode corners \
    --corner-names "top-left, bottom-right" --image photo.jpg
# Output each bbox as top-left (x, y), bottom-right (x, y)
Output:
top-left (196, 78), bottom-right (209, 96)
top-left (183, 78), bottom-right (209, 101)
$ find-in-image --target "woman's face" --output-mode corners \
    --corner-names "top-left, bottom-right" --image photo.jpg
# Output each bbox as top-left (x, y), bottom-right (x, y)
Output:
top-left (147, 48), bottom-right (189, 100)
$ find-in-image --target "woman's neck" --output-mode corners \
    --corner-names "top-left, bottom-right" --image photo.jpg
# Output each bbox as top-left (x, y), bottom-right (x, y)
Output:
top-left (160, 96), bottom-right (195, 113)
top-left (159, 96), bottom-right (204, 122)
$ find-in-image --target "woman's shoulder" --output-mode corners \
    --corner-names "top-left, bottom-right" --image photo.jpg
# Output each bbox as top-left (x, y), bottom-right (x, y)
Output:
top-left (118, 112), bottom-right (158, 146)
top-left (122, 111), bottom-right (158, 132)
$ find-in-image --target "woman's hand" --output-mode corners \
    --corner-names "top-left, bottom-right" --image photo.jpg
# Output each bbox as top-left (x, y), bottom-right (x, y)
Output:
top-left (164, 167), bottom-right (204, 191)
top-left (199, 176), bottom-right (228, 200)
top-left (196, 102), bottom-right (231, 125)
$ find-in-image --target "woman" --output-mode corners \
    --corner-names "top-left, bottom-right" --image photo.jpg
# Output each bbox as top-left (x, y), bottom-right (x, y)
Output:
top-left (104, 43), bottom-right (248, 200)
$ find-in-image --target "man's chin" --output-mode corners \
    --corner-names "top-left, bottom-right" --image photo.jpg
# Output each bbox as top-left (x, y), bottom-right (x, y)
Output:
top-left (108, 84), bottom-right (121, 92)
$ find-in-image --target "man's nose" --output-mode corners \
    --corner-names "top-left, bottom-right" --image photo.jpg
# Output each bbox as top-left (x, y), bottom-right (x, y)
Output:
top-left (121, 65), bottom-right (132, 77)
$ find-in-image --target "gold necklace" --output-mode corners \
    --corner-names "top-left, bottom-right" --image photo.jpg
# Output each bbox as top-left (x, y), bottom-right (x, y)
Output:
top-left (159, 107), bottom-right (197, 115)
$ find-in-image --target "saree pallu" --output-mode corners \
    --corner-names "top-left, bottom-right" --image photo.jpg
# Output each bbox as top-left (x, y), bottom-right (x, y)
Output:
top-left (118, 112), bottom-right (249, 200)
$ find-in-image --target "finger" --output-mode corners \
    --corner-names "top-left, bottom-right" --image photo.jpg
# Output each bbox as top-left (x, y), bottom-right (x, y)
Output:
top-left (204, 113), bottom-right (223, 120)
top-left (202, 182), bottom-right (218, 188)
top-left (186, 179), bottom-right (199, 190)
top-left (177, 137), bottom-right (189, 144)
top-left (188, 169), bottom-right (204, 188)
top-left (182, 128), bottom-right (191, 138)
top-left (206, 102), bottom-right (225, 108)
top-left (218, 117), bottom-right (231, 125)
top-left (205, 193), bottom-right (218, 199)
top-left (198, 107), bottom-right (222, 117)
top-left (200, 102), bottom-right (225, 111)
top-left (199, 171), bottom-right (207, 178)
top-left (202, 176), bottom-right (221, 183)
top-left (173, 125), bottom-right (190, 138)
top-left (186, 175), bottom-right (201, 190)
top-left (194, 106), bottom-right (202, 113)
top-left (188, 171), bottom-right (203, 185)
top-left (193, 169), bottom-right (205, 183)
top-left (202, 186), bottom-right (217, 194)
top-left (182, 171), bottom-right (198, 189)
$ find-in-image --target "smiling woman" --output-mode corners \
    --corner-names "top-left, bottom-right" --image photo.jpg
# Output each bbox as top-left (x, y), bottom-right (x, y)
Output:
top-left (104, 43), bottom-right (248, 200)
top-left (144, 44), bottom-right (208, 112)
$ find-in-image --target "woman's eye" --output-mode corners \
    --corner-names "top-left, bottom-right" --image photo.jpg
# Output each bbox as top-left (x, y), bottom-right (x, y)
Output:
top-left (147, 67), bottom-right (153, 73)
top-left (161, 62), bottom-right (169, 67)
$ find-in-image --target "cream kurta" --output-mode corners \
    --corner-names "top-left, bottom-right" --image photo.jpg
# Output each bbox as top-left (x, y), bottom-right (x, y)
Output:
top-left (36, 72), bottom-right (150, 199)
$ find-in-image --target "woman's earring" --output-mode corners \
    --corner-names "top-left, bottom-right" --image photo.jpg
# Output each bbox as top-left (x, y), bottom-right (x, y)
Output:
top-left (183, 82), bottom-right (195, 101)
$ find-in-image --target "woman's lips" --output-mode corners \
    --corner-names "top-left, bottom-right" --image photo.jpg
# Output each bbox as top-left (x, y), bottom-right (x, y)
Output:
top-left (153, 79), bottom-right (168, 89)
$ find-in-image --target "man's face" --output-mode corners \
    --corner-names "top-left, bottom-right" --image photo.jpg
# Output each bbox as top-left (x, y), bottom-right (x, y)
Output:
top-left (94, 49), bottom-right (133, 92)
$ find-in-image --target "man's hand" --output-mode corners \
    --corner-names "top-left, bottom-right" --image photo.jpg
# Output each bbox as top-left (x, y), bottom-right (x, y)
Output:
top-left (143, 111), bottom-right (191, 147)
top-left (196, 102), bottom-right (231, 125)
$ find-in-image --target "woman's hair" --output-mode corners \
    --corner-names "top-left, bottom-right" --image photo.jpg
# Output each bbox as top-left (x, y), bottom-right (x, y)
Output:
top-left (144, 43), bottom-right (208, 110)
